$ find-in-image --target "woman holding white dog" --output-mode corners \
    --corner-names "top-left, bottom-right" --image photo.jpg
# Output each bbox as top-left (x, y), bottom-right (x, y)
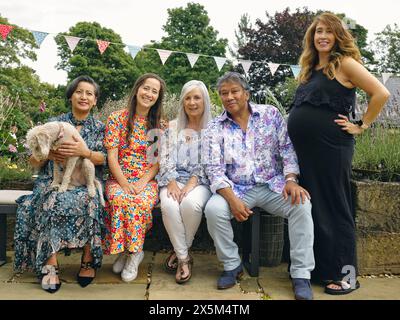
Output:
top-left (103, 73), bottom-right (166, 282)
top-left (157, 80), bottom-right (212, 284)
top-left (14, 75), bottom-right (107, 293)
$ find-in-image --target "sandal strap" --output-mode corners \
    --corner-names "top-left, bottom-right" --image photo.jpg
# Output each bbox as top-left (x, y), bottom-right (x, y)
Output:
top-left (328, 280), bottom-right (351, 290)
top-left (41, 264), bottom-right (59, 275)
top-left (81, 261), bottom-right (95, 270)
top-left (178, 256), bottom-right (193, 267)
top-left (166, 252), bottom-right (178, 267)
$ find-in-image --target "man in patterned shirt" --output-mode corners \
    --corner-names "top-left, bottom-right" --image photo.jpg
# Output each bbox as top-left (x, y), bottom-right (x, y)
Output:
top-left (203, 72), bottom-right (315, 300)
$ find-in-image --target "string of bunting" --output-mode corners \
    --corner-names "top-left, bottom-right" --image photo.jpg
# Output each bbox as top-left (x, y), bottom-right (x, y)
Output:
top-left (0, 23), bottom-right (397, 83)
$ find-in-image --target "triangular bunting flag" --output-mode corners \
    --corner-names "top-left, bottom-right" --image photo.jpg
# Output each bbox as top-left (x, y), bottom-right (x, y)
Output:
top-left (382, 73), bottom-right (393, 85)
top-left (238, 59), bottom-right (253, 75)
top-left (186, 53), bottom-right (200, 68)
top-left (0, 24), bottom-right (14, 40)
top-left (64, 36), bottom-right (81, 52)
top-left (96, 40), bottom-right (110, 55)
top-left (268, 63), bottom-right (280, 76)
top-left (290, 65), bottom-right (301, 78)
top-left (127, 45), bottom-right (141, 60)
top-left (214, 57), bottom-right (227, 71)
top-left (157, 49), bottom-right (173, 65)
top-left (31, 31), bottom-right (48, 46)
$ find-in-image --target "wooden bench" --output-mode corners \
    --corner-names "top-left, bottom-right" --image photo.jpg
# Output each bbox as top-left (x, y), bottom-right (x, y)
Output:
top-left (0, 190), bottom-right (32, 266)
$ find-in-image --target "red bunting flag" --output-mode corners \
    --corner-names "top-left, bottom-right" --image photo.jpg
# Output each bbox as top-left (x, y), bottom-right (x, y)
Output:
top-left (0, 24), bottom-right (14, 40)
top-left (96, 40), bottom-right (110, 54)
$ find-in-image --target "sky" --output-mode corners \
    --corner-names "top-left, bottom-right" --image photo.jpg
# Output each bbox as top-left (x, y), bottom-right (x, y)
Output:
top-left (1, 0), bottom-right (399, 85)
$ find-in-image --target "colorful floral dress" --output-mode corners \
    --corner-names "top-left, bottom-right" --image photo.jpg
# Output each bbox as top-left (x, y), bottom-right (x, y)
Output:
top-left (103, 109), bottom-right (158, 255)
top-left (13, 113), bottom-right (107, 276)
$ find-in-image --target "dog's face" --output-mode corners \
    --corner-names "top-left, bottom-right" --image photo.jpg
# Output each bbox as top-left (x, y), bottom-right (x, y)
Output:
top-left (26, 126), bottom-right (51, 161)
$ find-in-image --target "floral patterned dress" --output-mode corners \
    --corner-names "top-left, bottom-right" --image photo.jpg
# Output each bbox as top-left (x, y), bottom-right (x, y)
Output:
top-left (13, 113), bottom-right (107, 276)
top-left (103, 109), bottom-right (158, 255)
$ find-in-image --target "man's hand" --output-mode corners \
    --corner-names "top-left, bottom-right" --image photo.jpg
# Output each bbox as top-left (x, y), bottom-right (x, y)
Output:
top-left (229, 197), bottom-right (253, 222)
top-left (283, 181), bottom-right (311, 205)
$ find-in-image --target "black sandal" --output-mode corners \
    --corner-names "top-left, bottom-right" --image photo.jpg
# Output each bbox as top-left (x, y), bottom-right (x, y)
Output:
top-left (325, 280), bottom-right (360, 295)
top-left (164, 252), bottom-right (178, 274)
top-left (40, 264), bottom-right (61, 293)
top-left (77, 259), bottom-right (96, 288)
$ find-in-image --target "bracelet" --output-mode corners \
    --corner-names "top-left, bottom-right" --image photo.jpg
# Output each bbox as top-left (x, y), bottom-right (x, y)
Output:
top-left (86, 150), bottom-right (93, 159)
top-left (285, 176), bottom-right (298, 184)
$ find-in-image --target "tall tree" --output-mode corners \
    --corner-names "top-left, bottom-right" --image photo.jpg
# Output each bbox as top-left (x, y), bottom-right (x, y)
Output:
top-left (236, 8), bottom-right (374, 102)
top-left (55, 22), bottom-right (140, 107)
top-left (237, 7), bottom-right (316, 100)
top-left (135, 2), bottom-right (230, 94)
top-left (371, 24), bottom-right (400, 73)
top-left (229, 13), bottom-right (252, 58)
top-left (0, 16), bottom-right (65, 137)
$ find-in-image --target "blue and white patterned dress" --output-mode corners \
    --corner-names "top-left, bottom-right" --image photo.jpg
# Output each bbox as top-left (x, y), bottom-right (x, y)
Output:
top-left (13, 112), bottom-right (107, 276)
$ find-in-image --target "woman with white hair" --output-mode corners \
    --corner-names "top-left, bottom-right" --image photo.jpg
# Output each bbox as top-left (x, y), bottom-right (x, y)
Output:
top-left (157, 80), bottom-right (212, 284)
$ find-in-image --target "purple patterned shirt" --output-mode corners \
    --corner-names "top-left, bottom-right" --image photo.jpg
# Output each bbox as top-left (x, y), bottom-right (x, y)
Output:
top-left (204, 103), bottom-right (299, 198)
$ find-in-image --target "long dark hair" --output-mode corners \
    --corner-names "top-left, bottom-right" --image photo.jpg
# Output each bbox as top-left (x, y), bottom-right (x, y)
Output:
top-left (298, 12), bottom-right (362, 84)
top-left (126, 73), bottom-right (166, 141)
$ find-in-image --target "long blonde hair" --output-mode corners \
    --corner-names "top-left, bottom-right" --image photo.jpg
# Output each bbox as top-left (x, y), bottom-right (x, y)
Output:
top-left (298, 12), bottom-right (362, 83)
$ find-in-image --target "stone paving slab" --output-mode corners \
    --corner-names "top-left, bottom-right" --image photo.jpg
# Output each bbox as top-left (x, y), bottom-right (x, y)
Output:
top-left (149, 252), bottom-right (262, 300)
top-left (0, 283), bottom-right (147, 300)
top-left (5, 251), bottom-right (150, 285)
top-left (258, 263), bottom-right (400, 300)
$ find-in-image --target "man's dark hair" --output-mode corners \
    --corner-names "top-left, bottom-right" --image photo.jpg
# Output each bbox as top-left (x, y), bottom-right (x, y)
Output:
top-left (216, 72), bottom-right (250, 93)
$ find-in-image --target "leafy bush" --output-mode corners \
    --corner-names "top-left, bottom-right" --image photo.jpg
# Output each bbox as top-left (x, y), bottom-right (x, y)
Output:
top-left (272, 77), bottom-right (298, 113)
top-left (352, 125), bottom-right (400, 181)
top-left (0, 156), bottom-right (33, 183)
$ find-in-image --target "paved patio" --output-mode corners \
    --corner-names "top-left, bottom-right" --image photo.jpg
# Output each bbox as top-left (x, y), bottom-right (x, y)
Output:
top-left (0, 250), bottom-right (399, 300)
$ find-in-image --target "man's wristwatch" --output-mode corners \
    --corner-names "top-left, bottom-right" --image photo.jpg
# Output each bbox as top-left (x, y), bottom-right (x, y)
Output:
top-left (285, 176), bottom-right (298, 184)
top-left (355, 119), bottom-right (369, 130)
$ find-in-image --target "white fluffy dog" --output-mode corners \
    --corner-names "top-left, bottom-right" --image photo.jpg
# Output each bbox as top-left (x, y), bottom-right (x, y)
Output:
top-left (26, 121), bottom-right (104, 206)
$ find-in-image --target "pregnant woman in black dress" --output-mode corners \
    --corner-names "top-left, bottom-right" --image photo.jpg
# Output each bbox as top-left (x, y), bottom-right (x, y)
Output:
top-left (287, 12), bottom-right (390, 295)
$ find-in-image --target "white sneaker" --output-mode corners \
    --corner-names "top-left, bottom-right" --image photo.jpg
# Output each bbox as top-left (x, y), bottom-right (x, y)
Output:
top-left (121, 251), bottom-right (144, 282)
top-left (112, 253), bottom-right (127, 274)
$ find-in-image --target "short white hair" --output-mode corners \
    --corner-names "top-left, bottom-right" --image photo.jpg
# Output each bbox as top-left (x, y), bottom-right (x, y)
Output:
top-left (176, 80), bottom-right (213, 133)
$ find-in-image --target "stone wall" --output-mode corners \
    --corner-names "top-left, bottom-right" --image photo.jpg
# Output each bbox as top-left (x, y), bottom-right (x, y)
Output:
top-left (352, 180), bottom-right (400, 274)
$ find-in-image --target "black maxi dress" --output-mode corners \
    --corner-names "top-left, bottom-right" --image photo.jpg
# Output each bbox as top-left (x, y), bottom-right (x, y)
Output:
top-left (287, 69), bottom-right (357, 282)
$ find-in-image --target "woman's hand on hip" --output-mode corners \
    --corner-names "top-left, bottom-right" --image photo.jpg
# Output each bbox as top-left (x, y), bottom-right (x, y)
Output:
top-left (334, 114), bottom-right (364, 135)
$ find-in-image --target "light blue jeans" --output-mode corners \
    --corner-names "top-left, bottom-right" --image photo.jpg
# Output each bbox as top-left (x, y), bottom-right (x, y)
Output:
top-left (204, 185), bottom-right (315, 279)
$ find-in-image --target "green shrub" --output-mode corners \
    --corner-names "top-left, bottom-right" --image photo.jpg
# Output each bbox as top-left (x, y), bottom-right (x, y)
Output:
top-left (353, 125), bottom-right (400, 181)
top-left (0, 156), bottom-right (33, 183)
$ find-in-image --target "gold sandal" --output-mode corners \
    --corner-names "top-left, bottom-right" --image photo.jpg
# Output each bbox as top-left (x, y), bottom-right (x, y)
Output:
top-left (175, 256), bottom-right (193, 284)
top-left (164, 251), bottom-right (178, 274)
